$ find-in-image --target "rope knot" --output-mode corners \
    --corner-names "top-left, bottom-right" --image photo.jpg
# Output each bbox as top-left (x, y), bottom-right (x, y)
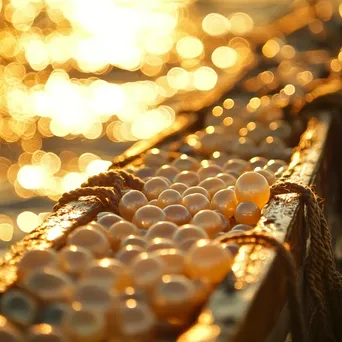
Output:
top-left (271, 181), bottom-right (313, 202)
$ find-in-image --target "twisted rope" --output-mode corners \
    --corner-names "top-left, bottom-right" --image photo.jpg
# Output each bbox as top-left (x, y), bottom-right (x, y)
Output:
top-left (53, 170), bottom-right (145, 213)
top-left (218, 232), bottom-right (306, 342)
top-left (271, 181), bottom-right (342, 342)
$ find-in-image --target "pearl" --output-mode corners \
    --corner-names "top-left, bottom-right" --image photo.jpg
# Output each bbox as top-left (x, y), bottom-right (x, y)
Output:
top-left (23, 269), bottom-right (73, 302)
top-left (198, 132), bottom-right (222, 155)
top-left (254, 167), bottom-right (277, 185)
top-left (216, 173), bottom-right (236, 187)
top-left (0, 289), bottom-right (37, 326)
top-left (149, 248), bottom-right (185, 275)
top-left (210, 189), bottom-right (237, 218)
top-left (222, 243), bottom-right (240, 256)
top-left (143, 177), bottom-right (169, 201)
top-left (119, 190), bottom-right (148, 221)
top-left (172, 224), bottom-right (208, 246)
top-left (116, 245), bottom-right (144, 265)
top-left (192, 279), bottom-right (212, 307)
top-left (198, 164), bottom-right (223, 181)
top-left (134, 167), bottom-right (156, 180)
top-left (173, 171), bottom-right (200, 187)
top-left (40, 303), bottom-right (71, 326)
top-left (121, 235), bottom-right (148, 249)
top-left (155, 165), bottom-right (180, 182)
top-left (235, 171), bottom-right (270, 209)
top-left (96, 211), bottom-right (112, 220)
top-left (191, 210), bottom-right (223, 238)
top-left (58, 245), bottom-right (94, 277)
top-left (223, 159), bottom-right (250, 174)
top-left (157, 189), bottom-right (182, 208)
top-left (97, 213), bottom-right (123, 227)
top-left (143, 148), bottom-right (168, 167)
top-left (171, 155), bottom-right (200, 171)
top-left (145, 221), bottom-right (178, 240)
top-left (198, 177), bottom-right (226, 198)
top-left (67, 226), bottom-right (110, 258)
top-left (185, 240), bottom-right (233, 283)
top-left (118, 300), bottom-right (155, 340)
top-left (163, 204), bottom-right (192, 225)
top-left (82, 258), bottom-right (132, 291)
top-left (0, 315), bottom-right (24, 342)
top-left (182, 193), bottom-right (210, 216)
top-left (28, 324), bottom-right (67, 342)
top-left (149, 199), bottom-right (158, 206)
top-left (249, 156), bottom-right (268, 169)
top-left (108, 221), bottom-right (138, 250)
top-left (73, 282), bottom-right (114, 312)
top-left (182, 186), bottom-right (210, 199)
top-left (232, 224), bottom-right (253, 231)
top-left (63, 308), bottom-right (105, 342)
top-left (152, 275), bottom-right (196, 319)
top-left (147, 238), bottom-right (175, 252)
top-left (210, 151), bottom-right (229, 166)
top-left (130, 253), bottom-right (166, 291)
top-left (214, 211), bottom-right (231, 232)
top-left (17, 248), bottom-right (57, 280)
top-left (132, 205), bottom-right (166, 230)
top-left (169, 183), bottom-right (188, 195)
top-left (265, 159), bottom-right (287, 173)
top-left (234, 202), bottom-right (261, 225)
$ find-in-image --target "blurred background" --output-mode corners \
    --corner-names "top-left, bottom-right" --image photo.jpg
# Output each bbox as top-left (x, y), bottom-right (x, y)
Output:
top-left (0, 0), bottom-right (341, 252)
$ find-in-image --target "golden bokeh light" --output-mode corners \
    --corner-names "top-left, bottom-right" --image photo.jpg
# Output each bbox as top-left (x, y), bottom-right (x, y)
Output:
top-left (202, 13), bottom-right (230, 36)
top-left (212, 46), bottom-right (238, 69)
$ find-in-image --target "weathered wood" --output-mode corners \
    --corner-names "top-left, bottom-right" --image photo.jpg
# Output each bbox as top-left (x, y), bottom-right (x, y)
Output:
top-left (0, 196), bottom-right (103, 293)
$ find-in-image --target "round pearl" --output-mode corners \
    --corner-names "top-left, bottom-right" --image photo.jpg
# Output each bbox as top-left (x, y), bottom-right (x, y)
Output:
top-left (169, 183), bottom-right (188, 195)
top-left (143, 177), bottom-right (169, 201)
top-left (182, 193), bottom-right (210, 216)
top-left (143, 148), bottom-right (168, 167)
top-left (116, 245), bottom-right (144, 265)
top-left (235, 171), bottom-right (270, 209)
top-left (119, 190), bottom-right (148, 221)
top-left (121, 235), bottom-right (148, 249)
top-left (0, 290), bottom-right (37, 326)
top-left (216, 173), bottom-right (236, 187)
top-left (171, 155), bottom-right (200, 171)
top-left (149, 199), bottom-right (158, 206)
top-left (215, 211), bottom-right (231, 232)
top-left (155, 165), bottom-right (180, 182)
top-left (232, 224), bottom-right (253, 231)
top-left (172, 224), bottom-right (208, 246)
top-left (97, 213), bottom-right (123, 229)
top-left (118, 300), bottom-right (155, 340)
top-left (198, 177), bottom-right (226, 198)
top-left (234, 202), bottom-right (261, 225)
top-left (40, 303), bottom-right (71, 326)
top-left (198, 132), bottom-right (223, 155)
top-left (134, 167), bottom-right (156, 180)
top-left (157, 189), bottom-right (182, 208)
top-left (177, 239), bottom-right (198, 252)
top-left (210, 189), bottom-right (237, 218)
top-left (210, 151), bottom-right (229, 166)
top-left (249, 156), bottom-right (268, 169)
top-left (173, 171), bottom-right (200, 187)
top-left (28, 324), bottom-right (67, 342)
top-left (17, 248), bottom-right (57, 280)
top-left (67, 226), bottom-right (110, 258)
top-left (58, 245), bottom-right (94, 277)
top-left (185, 240), bottom-right (233, 283)
top-left (192, 279), bottom-right (212, 307)
top-left (132, 205), bottom-right (166, 230)
top-left (23, 269), bottom-right (73, 302)
top-left (83, 258), bottom-right (132, 291)
top-left (0, 316), bottom-right (24, 342)
top-left (149, 248), bottom-right (185, 275)
top-left (255, 167), bottom-right (277, 185)
top-left (223, 159), bottom-right (250, 174)
top-left (96, 211), bottom-right (112, 220)
top-left (73, 282), bottom-right (114, 312)
top-left (108, 221), bottom-right (138, 250)
top-left (163, 204), bottom-right (191, 226)
top-left (145, 221), bottom-right (178, 240)
top-left (147, 238), bottom-right (175, 252)
top-left (130, 253), bottom-right (166, 291)
top-left (182, 186), bottom-right (210, 199)
top-left (198, 164), bottom-right (223, 181)
top-left (223, 243), bottom-right (240, 256)
top-left (191, 210), bottom-right (223, 238)
top-left (63, 308), bottom-right (105, 342)
top-left (152, 275), bottom-right (196, 318)
top-left (265, 159), bottom-right (287, 173)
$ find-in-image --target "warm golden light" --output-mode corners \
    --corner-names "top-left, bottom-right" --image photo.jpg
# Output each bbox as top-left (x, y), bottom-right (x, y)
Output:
top-left (212, 46), bottom-right (238, 69)
top-left (202, 13), bottom-right (230, 36)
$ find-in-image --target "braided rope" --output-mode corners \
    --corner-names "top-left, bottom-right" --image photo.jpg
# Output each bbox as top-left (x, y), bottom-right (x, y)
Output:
top-left (53, 170), bottom-right (145, 213)
top-left (271, 181), bottom-right (342, 342)
top-left (217, 232), bottom-right (306, 342)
